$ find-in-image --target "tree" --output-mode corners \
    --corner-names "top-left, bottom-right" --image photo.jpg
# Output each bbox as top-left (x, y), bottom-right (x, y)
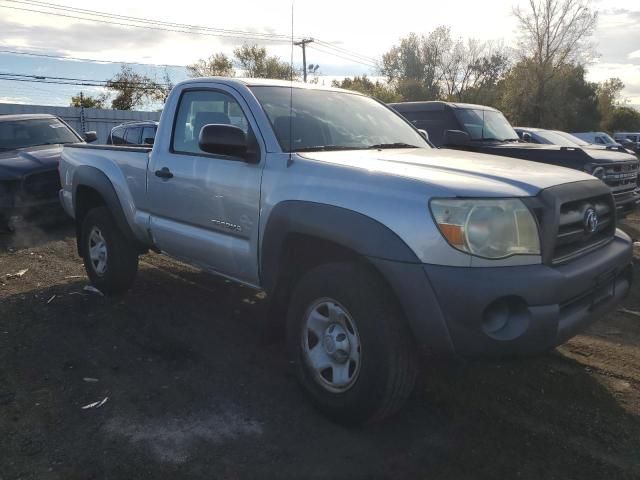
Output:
top-left (513, 0), bottom-right (598, 125)
top-left (605, 106), bottom-right (640, 132)
top-left (186, 53), bottom-right (235, 78)
top-left (233, 44), bottom-right (296, 80)
top-left (380, 28), bottom-right (449, 101)
top-left (331, 75), bottom-right (402, 103)
top-left (381, 27), bottom-right (510, 103)
top-left (596, 78), bottom-right (625, 130)
top-left (498, 60), bottom-right (599, 130)
top-left (105, 65), bottom-right (160, 110)
top-left (70, 92), bottom-right (106, 109)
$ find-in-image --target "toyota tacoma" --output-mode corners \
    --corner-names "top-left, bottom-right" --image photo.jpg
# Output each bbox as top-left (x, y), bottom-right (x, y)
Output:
top-left (59, 79), bottom-right (633, 424)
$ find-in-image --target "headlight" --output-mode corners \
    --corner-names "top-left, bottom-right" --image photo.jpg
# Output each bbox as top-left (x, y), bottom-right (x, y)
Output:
top-left (429, 198), bottom-right (540, 259)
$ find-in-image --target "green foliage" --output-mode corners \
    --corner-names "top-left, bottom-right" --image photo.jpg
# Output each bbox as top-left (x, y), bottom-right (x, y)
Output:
top-left (233, 44), bottom-right (297, 80)
top-left (604, 106), bottom-right (640, 132)
top-left (331, 75), bottom-right (402, 103)
top-left (69, 92), bottom-right (105, 109)
top-left (498, 60), bottom-right (600, 130)
top-left (105, 65), bottom-right (161, 110)
top-left (187, 44), bottom-right (297, 81)
top-left (186, 53), bottom-right (235, 78)
top-left (380, 30), bottom-right (446, 101)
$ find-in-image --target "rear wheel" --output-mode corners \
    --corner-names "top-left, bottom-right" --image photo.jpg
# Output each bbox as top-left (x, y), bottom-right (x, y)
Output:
top-left (286, 262), bottom-right (418, 425)
top-left (80, 206), bottom-right (138, 294)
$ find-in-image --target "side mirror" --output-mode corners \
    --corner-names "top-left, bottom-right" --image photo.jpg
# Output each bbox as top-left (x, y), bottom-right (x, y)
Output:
top-left (83, 131), bottom-right (97, 143)
top-left (143, 137), bottom-right (155, 145)
top-left (418, 129), bottom-right (429, 141)
top-left (444, 129), bottom-right (471, 147)
top-left (199, 124), bottom-right (248, 159)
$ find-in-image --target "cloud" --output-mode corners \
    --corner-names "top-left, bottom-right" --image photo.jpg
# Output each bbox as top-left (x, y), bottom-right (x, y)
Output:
top-left (594, 8), bottom-right (640, 65)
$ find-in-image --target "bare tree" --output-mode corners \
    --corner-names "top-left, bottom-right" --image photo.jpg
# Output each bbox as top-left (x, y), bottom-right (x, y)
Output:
top-left (513, 0), bottom-right (598, 124)
top-left (514, 0), bottom-right (598, 67)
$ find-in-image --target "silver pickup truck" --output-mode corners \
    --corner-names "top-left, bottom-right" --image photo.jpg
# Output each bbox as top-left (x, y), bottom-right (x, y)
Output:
top-left (59, 78), bottom-right (633, 424)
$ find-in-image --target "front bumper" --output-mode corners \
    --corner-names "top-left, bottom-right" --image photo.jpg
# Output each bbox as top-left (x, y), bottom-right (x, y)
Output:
top-left (0, 197), bottom-right (65, 229)
top-left (371, 231), bottom-right (633, 356)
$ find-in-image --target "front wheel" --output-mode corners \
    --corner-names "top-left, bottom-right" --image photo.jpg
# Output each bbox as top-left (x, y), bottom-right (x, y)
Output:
top-left (80, 206), bottom-right (139, 294)
top-left (286, 262), bottom-right (418, 425)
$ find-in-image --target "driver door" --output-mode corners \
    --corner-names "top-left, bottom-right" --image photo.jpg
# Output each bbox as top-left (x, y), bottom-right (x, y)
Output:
top-left (147, 87), bottom-right (263, 286)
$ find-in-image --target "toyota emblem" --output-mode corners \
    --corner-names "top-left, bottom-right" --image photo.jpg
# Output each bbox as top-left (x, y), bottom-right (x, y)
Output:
top-left (584, 208), bottom-right (598, 234)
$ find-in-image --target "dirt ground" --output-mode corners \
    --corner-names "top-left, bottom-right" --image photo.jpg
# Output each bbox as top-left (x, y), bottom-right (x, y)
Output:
top-left (1, 221), bottom-right (640, 480)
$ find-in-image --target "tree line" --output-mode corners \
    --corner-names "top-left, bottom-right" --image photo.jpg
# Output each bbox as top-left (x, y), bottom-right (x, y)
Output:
top-left (71, 0), bottom-right (640, 133)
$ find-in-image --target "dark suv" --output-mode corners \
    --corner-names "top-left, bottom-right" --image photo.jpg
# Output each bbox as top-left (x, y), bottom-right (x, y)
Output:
top-left (390, 101), bottom-right (640, 217)
top-left (106, 121), bottom-right (158, 146)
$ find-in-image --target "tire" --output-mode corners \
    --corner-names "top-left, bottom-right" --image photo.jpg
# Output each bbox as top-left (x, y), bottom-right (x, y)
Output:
top-left (286, 262), bottom-right (418, 425)
top-left (80, 206), bottom-right (138, 294)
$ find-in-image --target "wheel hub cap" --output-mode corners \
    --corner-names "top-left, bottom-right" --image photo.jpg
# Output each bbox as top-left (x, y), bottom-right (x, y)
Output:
top-left (301, 299), bottom-right (362, 392)
top-left (323, 324), bottom-right (350, 363)
top-left (88, 227), bottom-right (108, 276)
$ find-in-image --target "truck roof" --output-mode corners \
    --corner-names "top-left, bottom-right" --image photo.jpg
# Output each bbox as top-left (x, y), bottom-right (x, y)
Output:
top-left (0, 113), bottom-right (58, 122)
top-left (388, 101), bottom-right (500, 113)
top-left (176, 77), bottom-right (361, 95)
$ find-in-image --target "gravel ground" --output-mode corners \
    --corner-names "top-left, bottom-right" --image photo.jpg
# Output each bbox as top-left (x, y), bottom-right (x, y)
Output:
top-left (1, 223), bottom-right (639, 479)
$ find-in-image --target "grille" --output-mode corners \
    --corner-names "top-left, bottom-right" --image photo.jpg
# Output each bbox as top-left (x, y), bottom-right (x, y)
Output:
top-left (599, 162), bottom-right (639, 203)
top-left (21, 169), bottom-right (61, 201)
top-left (552, 193), bottom-right (615, 264)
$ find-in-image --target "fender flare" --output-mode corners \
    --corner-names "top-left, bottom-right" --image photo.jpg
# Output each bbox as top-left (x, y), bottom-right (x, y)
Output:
top-left (72, 165), bottom-right (140, 250)
top-left (260, 200), bottom-right (420, 294)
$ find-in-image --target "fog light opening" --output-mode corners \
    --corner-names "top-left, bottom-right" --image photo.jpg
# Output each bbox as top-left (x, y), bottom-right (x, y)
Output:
top-left (482, 296), bottom-right (531, 341)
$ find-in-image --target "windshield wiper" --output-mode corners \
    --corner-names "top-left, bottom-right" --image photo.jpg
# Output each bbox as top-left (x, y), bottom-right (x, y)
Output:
top-left (294, 145), bottom-right (368, 152)
top-left (366, 142), bottom-right (420, 149)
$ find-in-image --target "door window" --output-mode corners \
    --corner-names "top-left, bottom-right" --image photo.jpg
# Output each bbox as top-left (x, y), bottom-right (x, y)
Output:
top-left (124, 127), bottom-right (141, 145)
top-left (172, 90), bottom-right (250, 155)
top-left (111, 126), bottom-right (125, 145)
top-left (141, 126), bottom-right (156, 145)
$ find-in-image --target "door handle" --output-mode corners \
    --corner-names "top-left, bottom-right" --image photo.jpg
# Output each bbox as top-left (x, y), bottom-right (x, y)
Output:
top-left (155, 167), bottom-right (173, 179)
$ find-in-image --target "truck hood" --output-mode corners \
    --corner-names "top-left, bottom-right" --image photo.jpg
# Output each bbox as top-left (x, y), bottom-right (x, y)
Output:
top-left (299, 147), bottom-right (595, 197)
top-left (470, 141), bottom-right (638, 164)
top-left (0, 145), bottom-right (62, 180)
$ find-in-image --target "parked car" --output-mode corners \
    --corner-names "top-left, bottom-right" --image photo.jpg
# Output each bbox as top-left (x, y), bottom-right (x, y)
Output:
top-left (0, 114), bottom-right (95, 231)
top-left (106, 121), bottom-right (158, 146)
top-left (572, 131), bottom-right (625, 149)
top-left (515, 126), bottom-right (636, 153)
top-left (614, 132), bottom-right (640, 152)
top-left (389, 102), bottom-right (640, 216)
top-left (60, 79), bottom-right (632, 424)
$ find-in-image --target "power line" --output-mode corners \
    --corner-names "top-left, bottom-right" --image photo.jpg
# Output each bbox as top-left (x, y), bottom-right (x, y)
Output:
top-left (307, 44), bottom-right (377, 68)
top-left (0, 46), bottom-right (187, 68)
top-left (314, 40), bottom-right (378, 64)
top-left (7, 0), bottom-right (295, 41)
top-left (0, 0), bottom-right (379, 70)
top-left (0, 3), bottom-right (295, 43)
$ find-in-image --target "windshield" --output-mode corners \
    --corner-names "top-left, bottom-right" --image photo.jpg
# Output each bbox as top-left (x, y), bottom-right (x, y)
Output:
top-left (600, 133), bottom-right (616, 144)
top-left (0, 118), bottom-right (80, 151)
top-left (454, 108), bottom-right (519, 142)
top-left (552, 131), bottom-right (590, 146)
top-left (250, 86), bottom-right (428, 152)
top-left (535, 130), bottom-right (582, 147)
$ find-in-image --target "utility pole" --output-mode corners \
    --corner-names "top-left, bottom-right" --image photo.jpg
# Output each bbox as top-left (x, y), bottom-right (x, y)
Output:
top-left (294, 38), bottom-right (314, 82)
top-left (79, 91), bottom-right (86, 133)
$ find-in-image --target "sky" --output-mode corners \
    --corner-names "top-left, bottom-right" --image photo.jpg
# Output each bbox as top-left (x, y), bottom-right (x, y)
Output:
top-left (0, 0), bottom-right (639, 109)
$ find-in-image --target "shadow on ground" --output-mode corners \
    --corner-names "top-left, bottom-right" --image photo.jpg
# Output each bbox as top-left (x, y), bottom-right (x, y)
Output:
top-left (1, 240), bottom-right (639, 479)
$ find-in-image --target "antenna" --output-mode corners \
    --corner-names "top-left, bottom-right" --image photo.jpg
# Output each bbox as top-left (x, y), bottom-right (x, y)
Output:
top-left (288, 1), bottom-right (294, 166)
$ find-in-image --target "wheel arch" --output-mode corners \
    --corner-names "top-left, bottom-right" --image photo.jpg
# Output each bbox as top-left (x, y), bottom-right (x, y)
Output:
top-left (72, 166), bottom-right (145, 254)
top-left (260, 200), bottom-right (420, 296)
